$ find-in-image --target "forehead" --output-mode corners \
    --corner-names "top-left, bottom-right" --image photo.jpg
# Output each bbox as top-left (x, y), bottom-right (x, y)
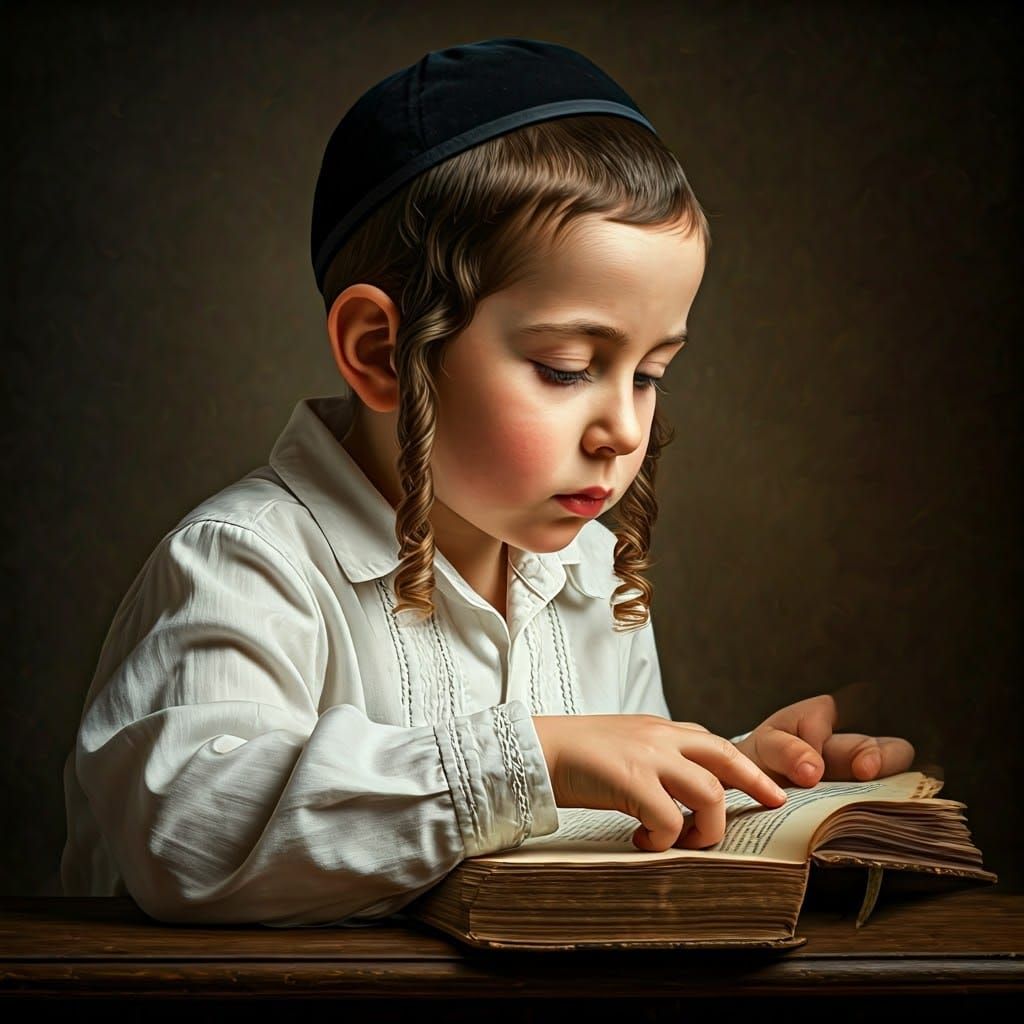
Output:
top-left (499, 213), bottom-right (705, 315)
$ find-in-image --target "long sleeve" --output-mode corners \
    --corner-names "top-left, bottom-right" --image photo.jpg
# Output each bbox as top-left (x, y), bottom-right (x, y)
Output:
top-left (65, 519), bottom-right (559, 927)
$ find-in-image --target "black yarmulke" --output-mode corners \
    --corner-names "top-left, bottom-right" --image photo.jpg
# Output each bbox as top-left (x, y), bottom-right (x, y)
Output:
top-left (311, 37), bottom-right (658, 296)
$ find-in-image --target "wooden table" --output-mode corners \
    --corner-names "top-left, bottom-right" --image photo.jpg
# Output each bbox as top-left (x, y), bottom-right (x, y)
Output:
top-left (2, 887), bottom-right (1022, 1018)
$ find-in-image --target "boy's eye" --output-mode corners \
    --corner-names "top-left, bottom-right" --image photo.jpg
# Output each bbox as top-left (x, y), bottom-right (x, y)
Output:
top-left (531, 362), bottom-right (668, 394)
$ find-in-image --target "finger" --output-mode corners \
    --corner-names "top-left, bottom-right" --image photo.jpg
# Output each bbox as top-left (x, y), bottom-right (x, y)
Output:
top-left (822, 734), bottom-right (916, 781)
top-left (661, 760), bottom-right (728, 851)
top-left (674, 729), bottom-right (789, 811)
top-left (632, 731), bottom-right (789, 852)
top-left (631, 785), bottom-right (688, 853)
top-left (752, 725), bottom-right (826, 788)
top-left (875, 736), bottom-right (916, 776)
top-left (821, 733), bottom-right (881, 780)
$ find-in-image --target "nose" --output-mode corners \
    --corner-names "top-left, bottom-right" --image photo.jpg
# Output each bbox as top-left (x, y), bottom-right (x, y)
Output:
top-left (582, 375), bottom-right (647, 457)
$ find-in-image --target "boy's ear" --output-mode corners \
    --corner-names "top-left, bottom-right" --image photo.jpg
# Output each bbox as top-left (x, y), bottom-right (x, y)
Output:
top-left (327, 284), bottom-right (400, 412)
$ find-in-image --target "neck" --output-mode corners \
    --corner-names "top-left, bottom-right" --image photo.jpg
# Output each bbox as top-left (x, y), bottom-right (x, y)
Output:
top-left (342, 404), bottom-right (509, 617)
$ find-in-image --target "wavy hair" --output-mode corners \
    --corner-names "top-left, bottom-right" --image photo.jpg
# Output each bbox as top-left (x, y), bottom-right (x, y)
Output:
top-left (321, 114), bottom-right (711, 632)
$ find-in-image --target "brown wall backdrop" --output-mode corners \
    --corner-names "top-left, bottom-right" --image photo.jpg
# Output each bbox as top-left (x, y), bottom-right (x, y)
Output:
top-left (5, 1), bottom-right (1021, 897)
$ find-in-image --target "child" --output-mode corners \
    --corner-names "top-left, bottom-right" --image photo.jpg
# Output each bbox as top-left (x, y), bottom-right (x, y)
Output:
top-left (60, 37), bottom-right (914, 927)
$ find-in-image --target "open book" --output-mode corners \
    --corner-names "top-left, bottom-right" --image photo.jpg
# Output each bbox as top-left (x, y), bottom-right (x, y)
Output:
top-left (404, 770), bottom-right (996, 951)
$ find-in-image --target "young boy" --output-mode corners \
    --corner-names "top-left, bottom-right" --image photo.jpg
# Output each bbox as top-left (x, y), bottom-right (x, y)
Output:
top-left (61, 37), bottom-right (914, 926)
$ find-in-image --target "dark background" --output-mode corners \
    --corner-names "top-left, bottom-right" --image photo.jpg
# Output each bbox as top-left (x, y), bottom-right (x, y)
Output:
top-left (4, 0), bottom-right (1021, 898)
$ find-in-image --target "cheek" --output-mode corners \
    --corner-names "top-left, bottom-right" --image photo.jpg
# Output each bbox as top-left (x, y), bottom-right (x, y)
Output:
top-left (490, 418), bottom-right (554, 485)
top-left (452, 412), bottom-right (557, 494)
top-left (435, 382), bottom-right (564, 497)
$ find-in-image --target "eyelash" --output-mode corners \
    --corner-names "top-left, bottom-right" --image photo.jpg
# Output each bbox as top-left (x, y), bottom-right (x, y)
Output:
top-left (532, 363), bottom-right (669, 394)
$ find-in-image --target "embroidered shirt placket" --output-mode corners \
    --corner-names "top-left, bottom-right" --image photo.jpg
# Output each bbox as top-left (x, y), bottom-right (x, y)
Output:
top-left (374, 578), bottom-right (413, 728)
top-left (546, 601), bottom-right (582, 715)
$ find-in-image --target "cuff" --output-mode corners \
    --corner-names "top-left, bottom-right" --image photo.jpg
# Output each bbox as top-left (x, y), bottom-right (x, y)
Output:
top-left (434, 699), bottom-right (560, 859)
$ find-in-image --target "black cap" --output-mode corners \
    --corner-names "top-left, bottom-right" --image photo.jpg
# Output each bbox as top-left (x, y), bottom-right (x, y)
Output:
top-left (311, 37), bottom-right (658, 296)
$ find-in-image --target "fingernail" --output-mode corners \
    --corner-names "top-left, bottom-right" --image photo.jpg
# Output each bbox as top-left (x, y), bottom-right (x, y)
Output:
top-left (860, 752), bottom-right (881, 775)
top-left (772, 783), bottom-right (787, 801)
top-left (797, 762), bottom-right (817, 783)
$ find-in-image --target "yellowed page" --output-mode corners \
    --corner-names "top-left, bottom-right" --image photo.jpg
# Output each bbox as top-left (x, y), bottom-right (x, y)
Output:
top-left (477, 771), bottom-right (936, 865)
top-left (715, 771), bottom-right (934, 861)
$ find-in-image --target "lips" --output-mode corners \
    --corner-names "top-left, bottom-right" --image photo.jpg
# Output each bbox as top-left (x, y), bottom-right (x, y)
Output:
top-left (554, 491), bottom-right (609, 519)
top-left (557, 487), bottom-right (612, 500)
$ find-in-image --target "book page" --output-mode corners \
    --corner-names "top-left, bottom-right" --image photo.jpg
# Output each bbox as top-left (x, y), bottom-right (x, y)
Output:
top-left (715, 772), bottom-right (930, 861)
top-left (482, 771), bottom-right (936, 865)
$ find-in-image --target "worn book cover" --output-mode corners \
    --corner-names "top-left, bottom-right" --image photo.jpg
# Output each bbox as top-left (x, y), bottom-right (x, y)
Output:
top-left (405, 770), bottom-right (997, 951)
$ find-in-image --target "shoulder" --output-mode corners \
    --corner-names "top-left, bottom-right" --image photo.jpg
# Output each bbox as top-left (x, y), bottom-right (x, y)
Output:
top-left (171, 465), bottom-right (301, 532)
top-left (161, 465), bottom-right (324, 581)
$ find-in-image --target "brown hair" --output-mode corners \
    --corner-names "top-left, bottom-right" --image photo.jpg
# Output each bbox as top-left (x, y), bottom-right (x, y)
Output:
top-left (322, 114), bottom-right (711, 632)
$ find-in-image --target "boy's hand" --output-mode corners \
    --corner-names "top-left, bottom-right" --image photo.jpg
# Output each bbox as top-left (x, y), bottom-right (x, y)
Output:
top-left (731, 693), bottom-right (915, 789)
top-left (532, 714), bottom-right (788, 853)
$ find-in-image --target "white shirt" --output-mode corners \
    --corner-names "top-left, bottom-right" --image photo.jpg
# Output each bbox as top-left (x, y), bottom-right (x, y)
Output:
top-left (60, 393), bottom-right (677, 927)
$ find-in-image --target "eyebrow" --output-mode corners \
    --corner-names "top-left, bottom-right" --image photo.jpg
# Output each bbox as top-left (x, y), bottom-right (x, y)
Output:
top-left (517, 319), bottom-right (688, 349)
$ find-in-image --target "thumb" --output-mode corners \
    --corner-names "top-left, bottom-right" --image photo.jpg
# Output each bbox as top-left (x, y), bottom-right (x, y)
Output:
top-left (777, 697), bottom-right (838, 785)
top-left (755, 725), bottom-right (826, 788)
top-left (796, 707), bottom-right (834, 761)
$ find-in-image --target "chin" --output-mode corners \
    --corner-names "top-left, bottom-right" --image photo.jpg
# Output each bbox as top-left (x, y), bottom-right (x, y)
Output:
top-left (514, 520), bottom-right (586, 554)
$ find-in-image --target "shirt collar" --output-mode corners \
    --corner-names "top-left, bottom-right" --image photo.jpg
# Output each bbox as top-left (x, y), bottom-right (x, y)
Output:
top-left (268, 394), bottom-right (617, 601)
